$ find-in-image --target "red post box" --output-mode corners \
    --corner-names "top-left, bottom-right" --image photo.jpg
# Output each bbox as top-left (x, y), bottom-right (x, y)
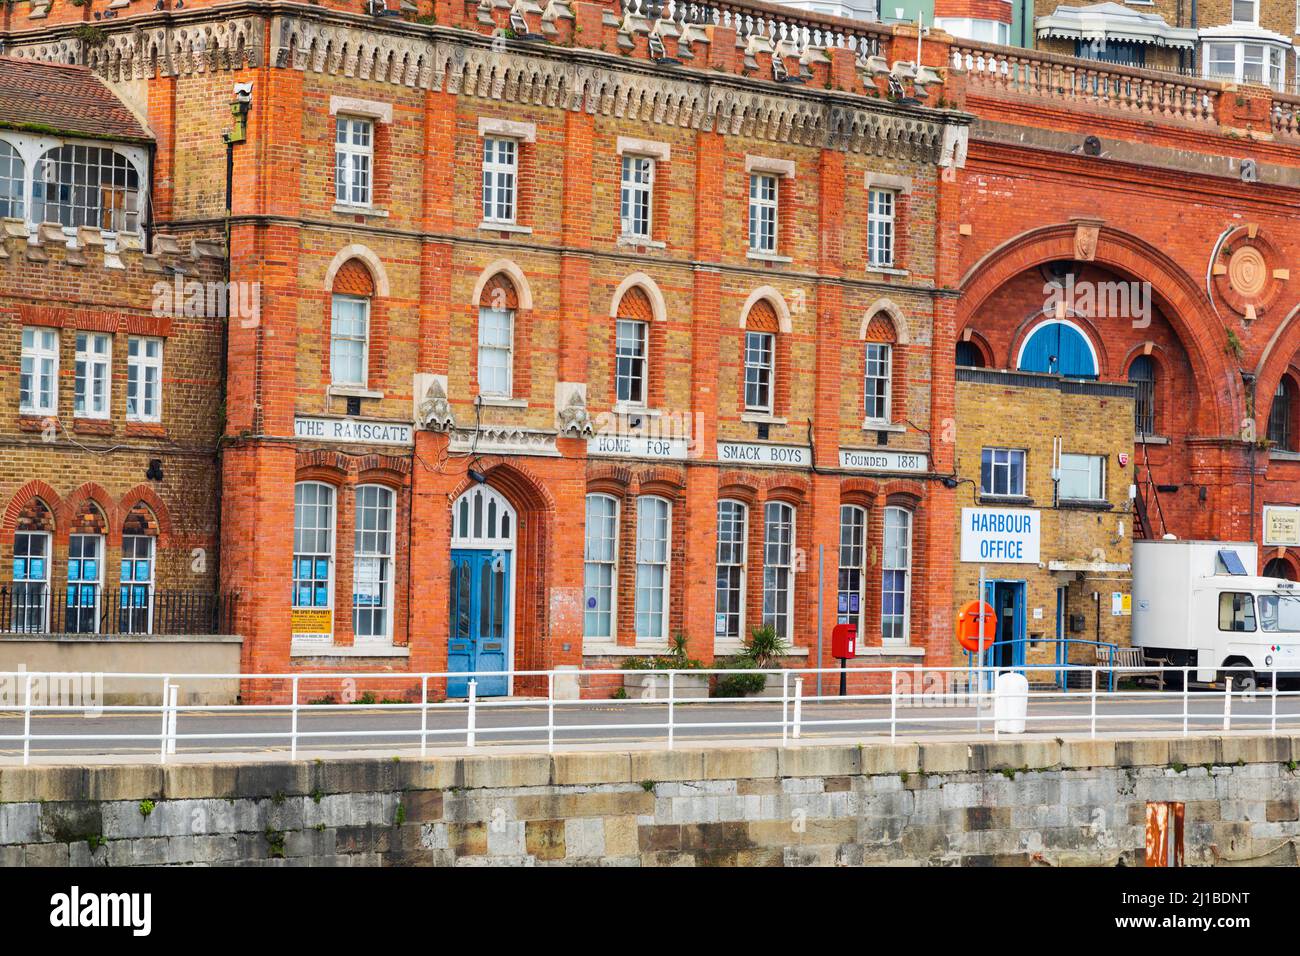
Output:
top-left (832, 622), bottom-right (857, 659)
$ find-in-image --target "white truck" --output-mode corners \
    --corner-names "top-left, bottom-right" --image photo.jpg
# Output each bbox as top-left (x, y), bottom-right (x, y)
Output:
top-left (1132, 539), bottom-right (1300, 686)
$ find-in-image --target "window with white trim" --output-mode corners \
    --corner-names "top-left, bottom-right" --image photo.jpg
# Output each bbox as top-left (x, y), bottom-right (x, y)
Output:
top-left (0, 140), bottom-right (23, 220)
top-left (126, 336), bottom-right (163, 422)
top-left (1232, 0), bottom-right (1257, 22)
top-left (33, 144), bottom-right (141, 234)
top-left (634, 496), bottom-right (671, 643)
top-left (481, 137), bottom-right (518, 224)
top-left (1205, 41), bottom-right (1286, 89)
top-left (330, 294), bottom-right (370, 387)
top-left (583, 494), bottom-right (619, 641)
top-left (864, 342), bottom-right (892, 422)
top-left (882, 507), bottom-right (911, 644)
top-left (748, 173), bottom-right (778, 253)
top-left (12, 530), bottom-right (50, 632)
top-left (838, 505), bottom-right (866, 630)
top-left (20, 327), bottom-right (58, 416)
top-left (354, 485), bottom-right (395, 643)
top-left (620, 154), bottom-right (654, 239)
top-left (715, 499), bottom-right (748, 645)
top-left (335, 116), bottom-right (373, 206)
top-left (74, 332), bottom-right (111, 419)
top-left (66, 533), bottom-right (102, 634)
top-left (615, 319), bottom-right (648, 406)
top-left (477, 306), bottom-right (514, 397)
top-left (119, 535), bottom-right (154, 635)
top-left (762, 501), bottom-right (795, 640)
top-left (1059, 453), bottom-right (1106, 501)
top-left (744, 331), bottom-right (775, 413)
top-left (293, 482), bottom-right (335, 618)
top-left (867, 189), bottom-right (896, 268)
top-left (980, 447), bottom-right (1026, 497)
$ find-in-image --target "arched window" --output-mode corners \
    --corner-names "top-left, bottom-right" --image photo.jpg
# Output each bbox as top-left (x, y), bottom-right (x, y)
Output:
top-left (882, 507), bottom-right (912, 644)
top-left (12, 497), bottom-right (54, 633)
top-left (956, 340), bottom-right (984, 368)
top-left (330, 259), bottom-right (375, 388)
top-left (292, 482), bottom-right (336, 643)
top-left (1264, 557), bottom-right (1295, 581)
top-left (451, 483), bottom-right (515, 549)
top-left (1017, 321), bottom-right (1098, 378)
top-left (715, 500), bottom-right (748, 647)
top-left (353, 485), bottom-right (395, 643)
top-left (67, 501), bottom-right (107, 634)
top-left (0, 140), bottom-right (24, 220)
top-left (863, 314), bottom-right (896, 424)
top-left (478, 273), bottom-right (518, 398)
top-left (615, 287), bottom-right (654, 407)
top-left (762, 501), bottom-right (795, 640)
top-left (583, 493), bottom-right (619, 641)
top-left (1268, 378), bottom-right (1294, 451)
top-left (634, 496), bottom-right (671, 643)
top-left (838, 505), bottom-right (867, 633)
top-left (33, 144), bottom-right (141, 234)
top-left (1129, 355), bottom-right (1156, 436)
top-left (743, 300), bottom-right (780, 414)
top-left (121, 502), bottom-right (159, 634)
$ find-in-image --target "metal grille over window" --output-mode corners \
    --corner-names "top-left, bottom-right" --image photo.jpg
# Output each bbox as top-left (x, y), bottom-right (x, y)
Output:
top-left (1129, 355), bottom-right (1156, 436)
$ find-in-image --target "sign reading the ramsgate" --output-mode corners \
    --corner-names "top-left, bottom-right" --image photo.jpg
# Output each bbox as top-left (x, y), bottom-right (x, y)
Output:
top-left (960, 507), bottom-right (1041, 564)
top-left (294, 416), bottom-right (413, 446)
top-left (588, 433), bottom-right (689, 460)
top-left (838, 448), bottom-right (928, 473)
top-left (1263, 505), bottom-right (1300, 547)
top-left (717, 442), bottom-right (811, 467)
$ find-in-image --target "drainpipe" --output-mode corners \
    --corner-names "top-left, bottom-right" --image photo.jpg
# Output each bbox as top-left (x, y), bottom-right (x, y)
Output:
top-left (1244, 371), bottom-right (1257, 544)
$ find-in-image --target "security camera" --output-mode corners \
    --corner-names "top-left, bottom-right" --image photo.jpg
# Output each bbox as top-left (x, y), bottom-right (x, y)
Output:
top-left (232, 82), bottom-right (253, 103)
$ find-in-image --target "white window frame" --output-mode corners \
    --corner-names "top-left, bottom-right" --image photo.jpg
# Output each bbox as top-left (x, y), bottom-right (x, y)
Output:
top-left (481, 136), bottom-right (519, 225)
top-left (1231, 0), bottom-right (1258, 23)
top-left (583, 493), bottom-right (620, 642)
top-left (864, 342), bottom-right (892, 423)
top-left (882, 507), bottom-right (912, 645)
top-left (634, 496), bottom-right (672, 644)
top-left (838, 504), bottom-right (867, 638)
top-left (744, 331), bottom-right (775, 414)
top-left (867, 188), bottom-right (896, 269)
top-left (74, 332), bottom-right (112, 420)
top-left (334, 115), bottom-right (374, 208)
top-left (715, 499), bottom-right (748, 649)
top-left (477, 305), bottom-right (515, 398)
top-left (1204, 40), bottom-right (1286, 90)
top-left (126, 336), bottom-right (163, 423)
top-left (293, 482), bottom-right (336, 642)
top-left (1059, 453), bottom-right (1106, 502)
top-left (615, 318), bottom-right (649, 407)
top-left (330, 294), bottom-right (370, 388)
top-left (119, 534), bottom-right (155, 635)
top-left (748, 173), bottom-right (779, 254)
top-left (20, 327), bottom-right (59, 416)
top-left (981, 447), bottom-right (1026, 498)
top-left (12, 530), bottom-right (51, 633)
top-left (762, 501), bottom-right (796, 642)
top-left (66, 532), bottom-right (103, 634)
top-left (620, 154), bottom-right (655, 241)
top-left (353, 484), bottom-right (395, 645)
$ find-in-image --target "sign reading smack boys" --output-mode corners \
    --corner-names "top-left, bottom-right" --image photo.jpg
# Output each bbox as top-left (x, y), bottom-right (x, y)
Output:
top-left (960, 507), bottom-right (1041, 564)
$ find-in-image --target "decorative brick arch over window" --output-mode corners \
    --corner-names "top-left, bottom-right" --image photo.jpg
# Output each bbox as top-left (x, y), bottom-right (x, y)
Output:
top-left (333, 259), bottom-right (375, 297)
top-left (70, 500), bottom-right (108, 537)
top-left (611, 284), bottom-right (666, 408)
top-left (739, 297), bottom-right (791, 416)
top-left (327, 255), bottom-right (387, 391)
top-left (122, 501), bottom-right (161, 538)
top-left (861, 301), bottom-right (909, 425)
top-left (13, 497), bottom-right (55, 535)
top-left (473, 267), bottom-right (531, 399)
top-left (119, 487), bottom-right (174, 547)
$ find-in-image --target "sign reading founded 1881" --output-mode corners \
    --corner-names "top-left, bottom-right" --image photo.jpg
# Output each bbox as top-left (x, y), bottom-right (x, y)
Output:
top-left (960, 507), bottom-right (1041, 564)
top-left (838, 448), bottom-right (928, 473)
top-left (716, 442), bottom-right (811, 467)
top-left (294, 416), bottom-right (414, 446)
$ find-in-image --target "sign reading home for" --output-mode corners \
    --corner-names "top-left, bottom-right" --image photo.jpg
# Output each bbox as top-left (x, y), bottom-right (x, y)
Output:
top-left (960, 507), bottom-right (1041, 564)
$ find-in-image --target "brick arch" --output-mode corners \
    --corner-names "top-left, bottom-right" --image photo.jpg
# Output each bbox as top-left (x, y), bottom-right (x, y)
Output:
top-left (2, 481), bottom-right (62, 539)
top-left (632, 466), bottom-right (686, 498)
top-left (1252, 300), bottom-right (1300, 436)
top-left (332, 258), bottom-right (376, 297)
top-left (860, 298), bottom-right (911, 345)
top-left (355, 452), bottom-right (412, 489)
top-left (296, 448), bottom-right (352, 481)
top-left (1009, 313), bottom-right (1108, 379)
top-left (718, 475), bottom-right (760, 505)
top-left (881, 478), bottom-right (926, 509)
top-left (609, 273), bottom-right (668, 324)
top-left (739, 287), bottom-right (793, 334)
top-left (457, 459), bottom-right (556, 516)
top-left (62, 483), bottom-right (118, 544)
top-left (118, 485), bottom-right (174, 546)
top-left (759, 476), bottom-right (812, 503)
top-left (956, 328), bottom-right (995, 367)
top-left (840, 478), bottom-right (880, 508)
top-left (470, 259), bottom-right (534, 311)
top-left (324, 244), bottom-right (390, 298)
top-left (1262, 548), bottom-right (1300, 580)
top-left (586, 462), bottom-right (634, 496)
top-left (956, 223), bottom-right (1234, 435)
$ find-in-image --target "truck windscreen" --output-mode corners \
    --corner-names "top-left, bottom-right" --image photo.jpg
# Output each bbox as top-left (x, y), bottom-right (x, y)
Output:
top-left (1258, 594), bottom-right (1300, 632)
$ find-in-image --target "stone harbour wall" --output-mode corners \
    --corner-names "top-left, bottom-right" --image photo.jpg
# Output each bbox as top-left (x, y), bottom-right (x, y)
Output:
top-left (2, 735), bottom-right (1299, 866)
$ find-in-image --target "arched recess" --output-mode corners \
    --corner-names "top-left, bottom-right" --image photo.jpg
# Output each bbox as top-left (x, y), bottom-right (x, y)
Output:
top-left (324, 244), bottom-right (390, 298)
top-left (1253, 302), bottom-right (1300, 436)
top-left (470, 259), bottom-right (534, 311)
top-left (61, 483), bottom-right (118, 544)
top-left (2, 481), bottom-right (62, 540)
top-left (118, 485), bottom-right (175, 547)
top-left (955, 223), bottom-right (1235, 436)
top-left (1015, 318), bottom-right (1101, 378)
top-left (739, 286), bottom-right (793, 334)
top-left (610, 273), bottom-right (668, 323)
top-left (859, 298), bottom-right (912, 345)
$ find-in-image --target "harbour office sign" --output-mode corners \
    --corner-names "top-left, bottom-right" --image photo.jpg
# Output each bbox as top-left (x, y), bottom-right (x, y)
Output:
top-left (960, 507), bottom-right (1041, 564)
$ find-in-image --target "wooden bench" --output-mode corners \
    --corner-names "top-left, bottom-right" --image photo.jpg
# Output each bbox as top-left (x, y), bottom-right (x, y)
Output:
top-left (1095, 646), bottom-right (1166, 690)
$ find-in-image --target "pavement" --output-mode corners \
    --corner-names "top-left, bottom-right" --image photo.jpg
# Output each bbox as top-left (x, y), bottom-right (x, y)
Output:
top-left (1, 686), bottom-right (1297, 763)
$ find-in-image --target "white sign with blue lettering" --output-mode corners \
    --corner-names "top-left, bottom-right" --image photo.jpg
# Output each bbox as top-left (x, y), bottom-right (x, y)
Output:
top-left (960, 507), bottom-right (1041, 564)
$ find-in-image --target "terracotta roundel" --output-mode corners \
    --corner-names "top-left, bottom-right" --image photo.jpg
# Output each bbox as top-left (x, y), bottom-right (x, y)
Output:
top-left (1212, 229), bottom-right (1283, 319)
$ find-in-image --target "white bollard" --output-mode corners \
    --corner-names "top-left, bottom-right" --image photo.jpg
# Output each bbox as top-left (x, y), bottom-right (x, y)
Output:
top-left (994, 671), bottom-right (1029, 734)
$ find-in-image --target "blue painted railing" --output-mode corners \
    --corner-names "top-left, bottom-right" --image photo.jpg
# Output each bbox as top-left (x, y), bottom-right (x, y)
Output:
top-left (963, 637), bottom-right (1120, 692)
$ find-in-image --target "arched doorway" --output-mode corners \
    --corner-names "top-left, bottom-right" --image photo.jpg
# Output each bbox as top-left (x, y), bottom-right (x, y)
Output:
top-left (1017, 320), bottom-right (1098, 378)
top-left (449, 484), bottom-right (516, 697)
top-left (1263, 557), bottom-right (1296, 581)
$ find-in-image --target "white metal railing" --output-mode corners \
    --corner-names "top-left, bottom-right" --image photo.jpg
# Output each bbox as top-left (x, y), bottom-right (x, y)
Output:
top-left (0, 665), bottom-right (1294, 764)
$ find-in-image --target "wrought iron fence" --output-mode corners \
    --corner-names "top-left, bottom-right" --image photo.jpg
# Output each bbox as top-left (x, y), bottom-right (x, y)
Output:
top-left (0, 587), bottom-right (238, 636)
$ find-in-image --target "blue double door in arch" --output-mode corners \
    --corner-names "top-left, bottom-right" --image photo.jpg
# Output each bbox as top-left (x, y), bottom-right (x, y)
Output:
top-left (448, 549), bottom-right (511, 698)
top-left (1019, 321), bottom-right (1097, 378)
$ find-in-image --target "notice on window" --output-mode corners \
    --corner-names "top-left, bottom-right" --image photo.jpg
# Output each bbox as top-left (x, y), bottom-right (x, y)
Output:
top-left (292, 608), bottom-right (333, 642)
top-left (1263, 505), bottom-right (1300, 547)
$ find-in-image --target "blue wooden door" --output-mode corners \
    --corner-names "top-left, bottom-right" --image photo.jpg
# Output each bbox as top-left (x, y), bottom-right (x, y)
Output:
top-left (1019, 322), bottom-right (1096, 378)
top-left (984, 580), bottom-right (1027, 670)
top-left (448, 549), bottom-right (511, 697)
